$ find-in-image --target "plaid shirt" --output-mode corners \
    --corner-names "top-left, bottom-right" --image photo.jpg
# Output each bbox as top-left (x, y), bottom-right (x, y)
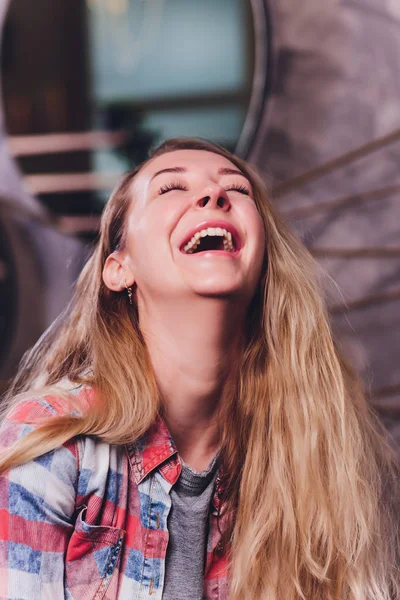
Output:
top-left (0, 388), bottom-right (230, 600)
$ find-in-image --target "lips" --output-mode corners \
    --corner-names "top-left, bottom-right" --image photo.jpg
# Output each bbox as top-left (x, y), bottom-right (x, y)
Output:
top-left (178, 220), bottom-right (242, 253)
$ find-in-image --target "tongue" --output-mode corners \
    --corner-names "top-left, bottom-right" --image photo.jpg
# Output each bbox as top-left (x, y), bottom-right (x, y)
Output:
top-left (193, 236), bottom-right (225, 253)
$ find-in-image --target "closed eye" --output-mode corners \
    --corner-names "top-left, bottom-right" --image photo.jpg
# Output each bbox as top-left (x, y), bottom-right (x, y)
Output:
top-left (159, 181), bottom-right (188, 195)
top-left (224, 183), bottom-right (251, 196)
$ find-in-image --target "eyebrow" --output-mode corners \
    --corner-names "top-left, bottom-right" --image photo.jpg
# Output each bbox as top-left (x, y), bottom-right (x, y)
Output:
top-left (218, 167), bottom-right (247, 178)
top-left (151, 166), bottom-right (187, 180)
top-left (151, 165), bottom-right (248, 181)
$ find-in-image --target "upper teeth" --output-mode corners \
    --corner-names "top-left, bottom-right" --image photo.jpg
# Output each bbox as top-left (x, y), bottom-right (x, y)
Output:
top-left (183, 227), bottom-right (234, 254)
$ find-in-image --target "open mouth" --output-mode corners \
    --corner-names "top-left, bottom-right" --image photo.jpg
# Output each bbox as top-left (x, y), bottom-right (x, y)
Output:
top-left (181, 227), bottom-right (237, 254)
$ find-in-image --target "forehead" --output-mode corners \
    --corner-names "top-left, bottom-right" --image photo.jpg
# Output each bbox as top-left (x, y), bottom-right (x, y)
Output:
top-left (136, 149), bottom-right (241, 182)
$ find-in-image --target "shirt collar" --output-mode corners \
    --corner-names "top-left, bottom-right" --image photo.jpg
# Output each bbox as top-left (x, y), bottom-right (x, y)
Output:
top-left (125, 416), bottom-right (181, 485)
top-left (125, 416), bottom-right (223, 511)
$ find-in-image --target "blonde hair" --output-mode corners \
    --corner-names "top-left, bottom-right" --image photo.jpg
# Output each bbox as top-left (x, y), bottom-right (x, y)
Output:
top-left (1, 138), bottom-right (399, 599)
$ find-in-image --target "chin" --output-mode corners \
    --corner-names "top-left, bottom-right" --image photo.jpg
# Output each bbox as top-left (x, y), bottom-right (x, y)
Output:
top-left (191, 281), bottom-right (246, 298)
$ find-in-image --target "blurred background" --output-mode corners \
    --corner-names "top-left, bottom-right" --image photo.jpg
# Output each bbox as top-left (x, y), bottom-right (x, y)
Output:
top-left (0, 0), bottom-right (399, 438)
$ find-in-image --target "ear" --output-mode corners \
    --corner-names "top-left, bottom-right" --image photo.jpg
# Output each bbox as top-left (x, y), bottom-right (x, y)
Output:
top-left (102, 252), bottom-right (134, 292)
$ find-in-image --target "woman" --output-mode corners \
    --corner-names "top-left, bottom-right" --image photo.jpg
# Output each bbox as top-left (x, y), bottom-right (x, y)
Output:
top-left (0, 137), bottom-right (398, 600)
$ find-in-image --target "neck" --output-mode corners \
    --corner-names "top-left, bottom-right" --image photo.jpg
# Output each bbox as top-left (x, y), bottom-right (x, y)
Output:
top-left (138, 294), bottom-right (245, 471)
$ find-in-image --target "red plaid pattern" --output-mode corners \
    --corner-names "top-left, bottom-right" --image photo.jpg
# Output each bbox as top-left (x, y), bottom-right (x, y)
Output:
top-left (0, 388), bottom-right (229, 599)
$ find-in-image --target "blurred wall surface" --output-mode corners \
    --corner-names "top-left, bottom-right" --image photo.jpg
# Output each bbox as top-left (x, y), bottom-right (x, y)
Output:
top-left (252, 0), bottom-right (400, 433)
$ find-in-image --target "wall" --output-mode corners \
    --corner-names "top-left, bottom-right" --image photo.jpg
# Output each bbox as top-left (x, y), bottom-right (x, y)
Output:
top-left (252, 0), bottom-right (400, 435)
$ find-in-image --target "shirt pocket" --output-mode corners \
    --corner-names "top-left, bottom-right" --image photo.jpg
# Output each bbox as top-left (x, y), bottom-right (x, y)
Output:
top-left (66, 507), bottom-right (125, 600)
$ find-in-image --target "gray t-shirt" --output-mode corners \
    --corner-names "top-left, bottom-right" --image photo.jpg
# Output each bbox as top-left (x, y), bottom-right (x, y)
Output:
top-left (163, 456), bottom-right (219, 600)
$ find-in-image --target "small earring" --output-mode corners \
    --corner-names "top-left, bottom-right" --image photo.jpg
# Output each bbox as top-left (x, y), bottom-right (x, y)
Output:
top-left (124, 279), bottom-right (133, 305)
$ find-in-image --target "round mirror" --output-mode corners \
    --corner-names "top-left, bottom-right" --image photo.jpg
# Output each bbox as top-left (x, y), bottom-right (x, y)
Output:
top-left (2, 0), bottom-right (271, 212)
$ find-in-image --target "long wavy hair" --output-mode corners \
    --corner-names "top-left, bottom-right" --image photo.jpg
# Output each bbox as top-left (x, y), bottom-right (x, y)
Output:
top-left (1, 138), bottom-right (399, 599)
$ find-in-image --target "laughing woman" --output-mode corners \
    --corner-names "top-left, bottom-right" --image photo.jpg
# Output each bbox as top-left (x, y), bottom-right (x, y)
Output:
top-left (0, 138), bottom-right (399, 600)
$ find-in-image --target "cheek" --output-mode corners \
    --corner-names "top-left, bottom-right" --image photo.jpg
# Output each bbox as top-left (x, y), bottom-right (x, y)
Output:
top-left (133, 198), bottom-right (182, 238)
top-left (125, 208), bottom-right (176, 280)
top-left (245, 204), bottom-right (266, 252)
top-left (123, 220), bottom-right (152, 278)
top-left (127, 204), bottom-right (160, 249)
top-left (246, 209), bottom-right (267, 286)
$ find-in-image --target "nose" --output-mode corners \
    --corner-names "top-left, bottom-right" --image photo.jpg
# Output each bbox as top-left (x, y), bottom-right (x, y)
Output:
top-left (196, 185), bottom-right (231, 212)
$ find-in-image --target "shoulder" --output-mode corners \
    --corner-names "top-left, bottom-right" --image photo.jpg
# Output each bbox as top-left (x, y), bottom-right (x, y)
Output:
top-left (0, 385), bottom-right (123, 486)
top-left (0, 395), bottom-right (84, 525)
top-left (0, 386), bottom-right (98, 477)
top-left (0, 387), bottom-right (105, 502)
top-left (0, 385), bottom-right (126, 483)
top-left (5, 384), bottom-right (95, 423)
top-left (2, 384), bottom-right (93, 431)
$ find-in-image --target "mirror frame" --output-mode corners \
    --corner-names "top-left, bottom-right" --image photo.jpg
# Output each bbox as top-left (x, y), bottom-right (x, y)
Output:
top-left (236, 0), bottom-right (272, 158)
